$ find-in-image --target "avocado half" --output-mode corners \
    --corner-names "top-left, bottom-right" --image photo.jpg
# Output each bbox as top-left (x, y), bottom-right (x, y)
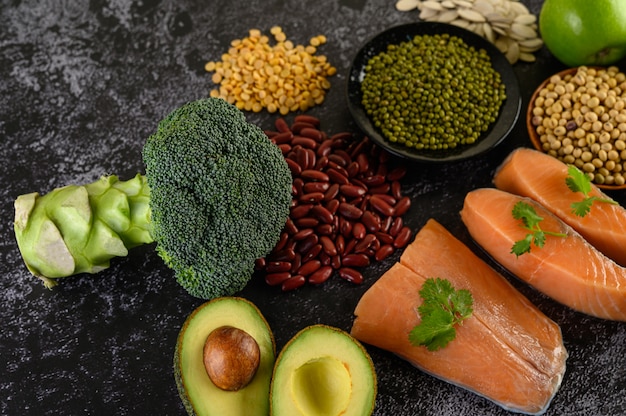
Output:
top-left (270, 324), bottom-right (377, 416)
top-left (174, 297), bottom-right (276, 416)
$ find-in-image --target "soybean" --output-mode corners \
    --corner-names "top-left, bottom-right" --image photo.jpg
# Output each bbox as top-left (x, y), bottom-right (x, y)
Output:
top-left (531, 66), bottom-right (626, 186)
top-left (361, 33), bottom-right (506, 151)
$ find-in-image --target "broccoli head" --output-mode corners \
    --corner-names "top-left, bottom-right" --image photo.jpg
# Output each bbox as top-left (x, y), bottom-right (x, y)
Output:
top-left (142, 97), bottom-right (292, 299)
top-left (13, 97), bottom-right (292, 299)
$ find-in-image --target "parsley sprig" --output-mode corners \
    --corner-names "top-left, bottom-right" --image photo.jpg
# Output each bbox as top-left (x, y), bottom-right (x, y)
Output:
top-left (409, 277), bottom-right (473, 351)
top-left (511, 201), bottom-right (567, 257)
top-left (566, 165), bottom-right (617, 217)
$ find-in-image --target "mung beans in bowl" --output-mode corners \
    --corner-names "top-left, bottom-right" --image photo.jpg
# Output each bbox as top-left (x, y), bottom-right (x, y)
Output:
top-left (527, 66), bottom-right (626, 190)
top-left (346, 22), bottom-right (521, 163)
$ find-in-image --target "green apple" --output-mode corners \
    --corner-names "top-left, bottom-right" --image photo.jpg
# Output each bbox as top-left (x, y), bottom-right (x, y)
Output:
top-left (539, 0), bottom-right (626, 67)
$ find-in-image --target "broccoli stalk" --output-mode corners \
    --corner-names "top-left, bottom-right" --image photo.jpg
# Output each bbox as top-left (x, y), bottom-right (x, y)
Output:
top-left (13, 98), bottom-right (293, 299)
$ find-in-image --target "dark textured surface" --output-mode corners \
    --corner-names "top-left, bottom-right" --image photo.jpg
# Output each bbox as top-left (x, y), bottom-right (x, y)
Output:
top-left (1, 1), bottom-right (625, 415)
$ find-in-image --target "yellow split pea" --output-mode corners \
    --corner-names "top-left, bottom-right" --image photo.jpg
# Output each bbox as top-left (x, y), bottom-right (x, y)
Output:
top-left (205, 26), bottom-right (336, 114)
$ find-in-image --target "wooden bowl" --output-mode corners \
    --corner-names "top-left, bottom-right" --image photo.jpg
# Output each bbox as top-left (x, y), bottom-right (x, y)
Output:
top-left (527, 66), bottom-right (626, 190)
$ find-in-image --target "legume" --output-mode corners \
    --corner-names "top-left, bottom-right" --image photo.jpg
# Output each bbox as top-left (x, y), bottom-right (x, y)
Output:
top-left (256, 115), bottom-right (413, 291)
top-left (361, 33), bottom-right (506, 151)
top-left (530, 66), bottom-right (626, 186)
top-left (205, 27), bottom-right (336, 114)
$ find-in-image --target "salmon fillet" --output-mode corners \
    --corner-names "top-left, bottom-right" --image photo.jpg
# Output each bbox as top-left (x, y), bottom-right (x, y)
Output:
top-left (461, 187), bottom-right (626, 321)
top-left (351, 219), bottom-right (567, 415)
top-left (493, 147), bottom-right (626, 266)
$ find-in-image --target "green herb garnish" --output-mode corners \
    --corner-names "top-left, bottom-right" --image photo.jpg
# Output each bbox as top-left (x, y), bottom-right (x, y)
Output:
top-left (511, 201), bottom-right (567, 257)
top-left (409, 277), bottom-right (473, 351)
top-left (566, 165), bottom-right (617, 217)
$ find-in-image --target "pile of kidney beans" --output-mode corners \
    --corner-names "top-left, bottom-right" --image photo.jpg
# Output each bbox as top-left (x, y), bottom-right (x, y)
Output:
top-left (255, 114), bottom-right (412, 291)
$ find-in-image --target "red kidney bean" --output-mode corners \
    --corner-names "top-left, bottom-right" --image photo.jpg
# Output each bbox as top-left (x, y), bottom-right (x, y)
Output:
top-left (338, 202), bottom-right (363, 220)
top-left (323, 183), bottom-right (340, 202)
top-left (299, 192), bottom-right (325, 204)
top-left (274, 232), bottom-right (289, 252)
top-left (375, 232), bottom-right (394, 245)
top-left (278, 143), bottom-right (291, 154)
top-left (311, 205), bottom-right (333, 224)
top-left (362, 174), bottom-right (385, 187)
top-left (352, 222), bottom-right (366, 240)
top-left (375, 244), bottom-right (395, 261)
top-left (266, 261), bottom-right (291, 273)
top-left (374, 193), bottom-right (397, 206)
top-left (328, 154), bottom-right (347, 167)
top-left (292, 136), bottom-right (317, 149)
top-left (266, 272), bottom-right (291, 286)
top-left (300, 127), bottom-right (324, 142)
top-left (290, 121), bottom-right (315, 134)
top-left (316, 139), bottom-right (333, 157)
top-left (393, 196), bottom-right (411, 216)
top-left (327, 168), bottom-right (349, 185)
top-left (295, 217), bottom-right (319, 229)
top-left (272, 131), bottom-right (294, 144)
top-left (293, 228), bottom-right (314, 241)
top-left (339, 184), bottom-right (366, 198)
top-left (319, 235), bottom-right (337, 256)
top-left (361, 210), bottom-right (380, 233)
top-left (325, 198), bottom-right (340, 215)
top-left (308, 265), bottom-right (333, 285)
top-left (302, 244), bottom-right (322, 263)
top-left (303, 181), bottom-right (329, 193)
top-left (296, 234), bottom-right (318, 254)
top-left (389, 217), bottom-right (403, 237)
top-left (290, 204), bottom-right (312, 219)
top-left (338, 267), bottom-right (363, 284)
top-left (391, 180), bottom-right (402, 200)
top-left (294, 114), bottom-right (321, 127)
top-left (369, 195), bottom-right (395, 217)
top-left (346, 161), bottom-right (360, 178)
top-left (354, 233), bottom-right (377, 254)
top-left (335, 234), bottom-right (345, 255)
top-left (316, 223), bottom-right (334, 235)
top-left (275, 117), bottom-right (290, 133)
top-left (341, 253), bottom-right (370, 268)
top-left (381, 216), bottom-right (392, 233)
top-left (301, 169), bottom-right (329, 182)
top-left (285, 158), bottom-right (302, 176)
top-left (290, 253), bottom-right (302, 273)
top-left (284, 218), bottom-right (298, 235)
top-left (298, 259), bottom-right (321, 276)
top-left (331, 255), bottom-right (342, 269)
top-left (282, 275), bottom-right (306, 291)
top-left (393, 226), bottom-right (412, 248)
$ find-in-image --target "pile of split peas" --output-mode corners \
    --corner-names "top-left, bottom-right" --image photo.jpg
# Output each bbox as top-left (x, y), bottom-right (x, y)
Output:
top-left (205, 26), bottom-right (337, 114)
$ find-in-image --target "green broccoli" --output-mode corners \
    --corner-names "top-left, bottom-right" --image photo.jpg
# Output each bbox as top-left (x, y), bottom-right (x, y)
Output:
top-left (13, 97), bottom-right (293, 299)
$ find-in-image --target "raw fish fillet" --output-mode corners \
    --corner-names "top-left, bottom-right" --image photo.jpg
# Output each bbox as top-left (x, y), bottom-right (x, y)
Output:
top-left (494, 147), bottom-right (626, 266)
top-left (351, 219), bottom-right (567, 415)
top-left (461, 187), bottom-right (626, 321)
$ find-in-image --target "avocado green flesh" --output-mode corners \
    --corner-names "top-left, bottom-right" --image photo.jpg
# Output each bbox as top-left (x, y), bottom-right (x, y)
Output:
top-left (174, 297), bottom-right (276, 416)
top-left (270, 325), bottom-right (377, 416)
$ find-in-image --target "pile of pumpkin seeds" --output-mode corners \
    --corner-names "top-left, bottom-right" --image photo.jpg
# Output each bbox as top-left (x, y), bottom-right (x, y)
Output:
top-left (395, 0), bottom-right (543, 64)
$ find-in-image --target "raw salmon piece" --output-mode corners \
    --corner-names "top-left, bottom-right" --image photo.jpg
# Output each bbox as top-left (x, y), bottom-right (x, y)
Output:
top-left (493, 147), bottom-right (626, 266)
top-left (351, 219), bottom-right (567, 415)
top-left (461, 187), bottom-right (626, 321)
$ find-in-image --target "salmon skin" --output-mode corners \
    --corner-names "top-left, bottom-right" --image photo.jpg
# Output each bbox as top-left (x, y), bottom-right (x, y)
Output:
top-left (494, 147), bottom-right (626, 266)
top-left (351, 219), bottom-right (567, 415)
top-left (461, 187), bottom-right (626, 321)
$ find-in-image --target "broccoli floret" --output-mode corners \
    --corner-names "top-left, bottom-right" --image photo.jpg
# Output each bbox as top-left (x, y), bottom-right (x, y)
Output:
top-left (13, 98), bottom-right (292, 299)
top-left (142, 98), bottom-right (292, 298)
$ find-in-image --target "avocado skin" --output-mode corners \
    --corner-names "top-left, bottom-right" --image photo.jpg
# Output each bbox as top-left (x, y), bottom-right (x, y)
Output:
top-left (269, 324), bottom-right (377, 416)
top-left (173, 297), bottom-right (276, 416)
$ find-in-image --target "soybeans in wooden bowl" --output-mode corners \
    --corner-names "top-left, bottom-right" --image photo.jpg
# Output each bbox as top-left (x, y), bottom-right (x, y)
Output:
top-left (527, 66), bottom-right (626, 190)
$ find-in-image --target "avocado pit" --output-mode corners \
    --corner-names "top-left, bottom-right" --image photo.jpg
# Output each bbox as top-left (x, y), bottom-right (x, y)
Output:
top-left (203, 325), bottom-right (261, 391)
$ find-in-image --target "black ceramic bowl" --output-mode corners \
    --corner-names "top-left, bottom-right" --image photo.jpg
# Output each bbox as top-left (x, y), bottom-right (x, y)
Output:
top-left (346, 22), bottom-right (521, 163)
